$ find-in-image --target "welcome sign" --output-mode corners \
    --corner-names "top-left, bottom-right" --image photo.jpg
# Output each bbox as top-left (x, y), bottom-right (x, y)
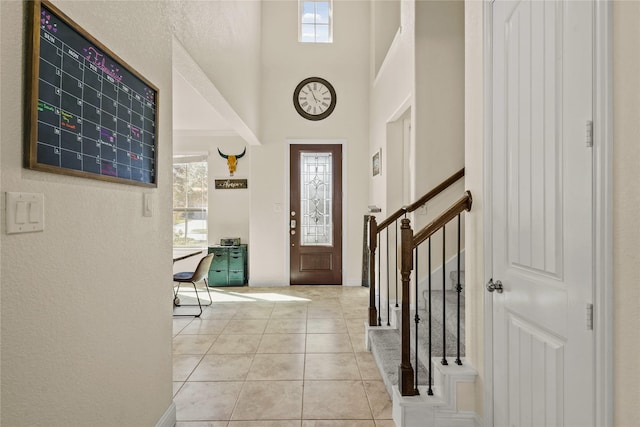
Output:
top-left (215, 179), bottom-right (248, 190)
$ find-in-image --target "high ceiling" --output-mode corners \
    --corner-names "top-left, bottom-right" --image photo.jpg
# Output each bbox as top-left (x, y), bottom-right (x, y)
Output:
top-left (172, 70), bottom-right (234, 135)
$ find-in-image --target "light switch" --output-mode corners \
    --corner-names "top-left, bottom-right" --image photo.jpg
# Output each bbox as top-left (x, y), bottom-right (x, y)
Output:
top-left (6, 192), bottom-right (45, 234)
top-left (29, 200), bottom-right (42, 223)
top-left (143, 193), bottom-right (153, 217)
top-left (15, 201), bottom-right (28, 224)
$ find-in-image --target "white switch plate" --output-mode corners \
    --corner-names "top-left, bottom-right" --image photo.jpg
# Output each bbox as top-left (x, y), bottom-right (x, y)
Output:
top-left (143, 193), bottom-right (153, 217)
top-left (6, 192), bottom-right (44, 234)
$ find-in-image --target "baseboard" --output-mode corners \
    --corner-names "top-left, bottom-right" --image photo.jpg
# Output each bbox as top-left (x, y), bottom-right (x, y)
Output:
top-left (247, 280), bottom-right (289, 287)
top-left (435, 412), bottom-right (479, 427)
top-left (344, 278), bottom-right (363, 286)
top-left (155, 401), bottom-right (176, 427)
top-left (245, 279), bottom-right (362, 287)
top-left (474, 413), bottom-right (483, 427)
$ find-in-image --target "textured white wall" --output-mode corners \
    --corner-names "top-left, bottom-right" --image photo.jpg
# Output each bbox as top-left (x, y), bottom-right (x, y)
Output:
top-left (613, 2), bottom-right (640, 425)
top-left (0, 1), bottom-right (173, 425)
top-left (172, 0), bottom-right (262, 138)
top-left (0, 0), bottom-right (3, 419)
top-left (366, 0), bottom-right (415, 305)
top-left (369, 0), bottom-right (415, 219)
top-left (414, 0), bottom-right (465, 200)
top-left (209, 139), bottom-right (251, 245)
top-left (250, 0), bottom-right (370, 286)
top-left (372, 0), bottom-right (401, 76)
top-left (464, 0), bottom-right (485, 417)
top-left (412, 0), bottom-right (465, 288)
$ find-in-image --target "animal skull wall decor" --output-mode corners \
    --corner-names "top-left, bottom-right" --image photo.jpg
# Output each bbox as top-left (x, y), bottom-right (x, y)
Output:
top-left (217, 147), bottom-right (246, 176)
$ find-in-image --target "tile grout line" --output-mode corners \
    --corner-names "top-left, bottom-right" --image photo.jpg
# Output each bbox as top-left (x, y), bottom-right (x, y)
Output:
top-left (300, 303), bottom-right (309, 421)
top-left (173, 287), bottom-right (392, 426)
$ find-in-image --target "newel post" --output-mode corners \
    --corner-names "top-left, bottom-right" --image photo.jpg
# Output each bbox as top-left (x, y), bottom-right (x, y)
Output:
top-left (368, 215), bottom-right (378, 326)
top-left (399, 218), bottom-right (418, 396)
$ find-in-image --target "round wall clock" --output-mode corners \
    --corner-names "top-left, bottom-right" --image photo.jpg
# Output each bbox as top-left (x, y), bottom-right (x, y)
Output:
top-left (293, 77), bottom-right (337, 121)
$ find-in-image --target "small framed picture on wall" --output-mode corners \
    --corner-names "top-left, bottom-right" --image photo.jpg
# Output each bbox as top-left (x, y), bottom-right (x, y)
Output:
top-left (372, 148), bottom-right (382, 176)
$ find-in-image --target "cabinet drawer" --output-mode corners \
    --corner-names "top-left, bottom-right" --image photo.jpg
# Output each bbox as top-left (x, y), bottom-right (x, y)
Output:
top-left (228, 271), bottom-right (245, 285)
top-left (208, 270), bottom-right (228, 286)
top-left (228, 255), bottom-right (244, 270)
top-left (208, 248), bottom-right (228, 266)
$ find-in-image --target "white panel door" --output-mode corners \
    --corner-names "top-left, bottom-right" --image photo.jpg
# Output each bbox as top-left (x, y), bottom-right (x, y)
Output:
top-left (490, 1), bottom-right (595, 426)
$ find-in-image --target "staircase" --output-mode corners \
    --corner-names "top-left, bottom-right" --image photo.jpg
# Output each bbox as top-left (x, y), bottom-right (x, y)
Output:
top-left (383, 273), bottom-right (466, 390)
top-left (367, 278), bottom-right (477, 427)
top-left (365, 169), bottom-right (478, 427)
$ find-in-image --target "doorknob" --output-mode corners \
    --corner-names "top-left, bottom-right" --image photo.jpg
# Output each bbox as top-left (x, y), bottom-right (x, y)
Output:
top-left (486, 278), bottom-right (503, 293)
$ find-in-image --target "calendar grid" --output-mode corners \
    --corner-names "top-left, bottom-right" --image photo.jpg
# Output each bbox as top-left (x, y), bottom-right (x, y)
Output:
top-left (31, 2), bottom-right (158, 186)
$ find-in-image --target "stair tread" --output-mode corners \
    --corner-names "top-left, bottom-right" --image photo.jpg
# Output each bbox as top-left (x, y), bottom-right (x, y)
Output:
top-left (369, 328), bottom-right (430, 397)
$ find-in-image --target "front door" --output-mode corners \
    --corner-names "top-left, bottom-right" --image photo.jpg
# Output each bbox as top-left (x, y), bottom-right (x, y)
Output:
top-left (290, 144), bottom-right (342, 285)
top-left (490, 1), bottom-right (595, 425)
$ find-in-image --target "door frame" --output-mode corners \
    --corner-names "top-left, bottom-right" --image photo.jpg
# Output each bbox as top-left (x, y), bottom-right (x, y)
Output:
top-left (481, 1), bottom-right (613, 426)
top-left (285, 139), bottom-right (347, 285)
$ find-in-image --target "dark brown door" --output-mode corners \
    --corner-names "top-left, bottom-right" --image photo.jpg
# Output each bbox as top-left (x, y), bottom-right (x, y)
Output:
top-left (290, 144), bottom-right (342, 285)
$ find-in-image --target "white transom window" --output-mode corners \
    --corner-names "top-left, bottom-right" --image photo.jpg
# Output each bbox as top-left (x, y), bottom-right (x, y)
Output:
top-left (299, 0), bottom-right (333, 43)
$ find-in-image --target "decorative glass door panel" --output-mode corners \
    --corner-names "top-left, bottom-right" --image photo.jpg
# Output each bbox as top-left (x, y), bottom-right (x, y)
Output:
top-left (300, 152), bottom-right (332, 246)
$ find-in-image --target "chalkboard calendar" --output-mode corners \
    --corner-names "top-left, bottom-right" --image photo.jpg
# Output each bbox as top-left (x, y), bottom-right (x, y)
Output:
top-left (25, 0), bottom-right (159, 187)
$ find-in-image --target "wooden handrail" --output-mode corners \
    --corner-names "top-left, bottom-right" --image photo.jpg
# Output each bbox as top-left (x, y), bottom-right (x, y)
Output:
top-left (412, 191), bottom-right (473, 248)
top-left (377, 168), bottom-right (465, 231)
top-left (367, 167), bottom-right (465, 327)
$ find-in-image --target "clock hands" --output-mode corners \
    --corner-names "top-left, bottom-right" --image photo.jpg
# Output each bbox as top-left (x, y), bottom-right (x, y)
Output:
top-left (309, 87), bottom-right (321, 106)
top-left (310, 89), bottom-right (317, 100)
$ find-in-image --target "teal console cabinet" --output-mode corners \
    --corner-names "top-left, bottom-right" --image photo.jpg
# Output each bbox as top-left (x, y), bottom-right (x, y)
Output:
top-left (207, 244), bottom-right (248, 286)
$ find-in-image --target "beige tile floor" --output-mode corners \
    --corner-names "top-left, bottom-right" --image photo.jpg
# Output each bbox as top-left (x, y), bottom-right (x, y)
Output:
top-left (173, 285), bottom-right (396, 427)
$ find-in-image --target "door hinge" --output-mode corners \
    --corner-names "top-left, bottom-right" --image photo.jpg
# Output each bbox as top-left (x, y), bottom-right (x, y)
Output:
top-left (586, 303), bottom-right (594, 330)
top-left (586, 120), bottom-right (593, 147)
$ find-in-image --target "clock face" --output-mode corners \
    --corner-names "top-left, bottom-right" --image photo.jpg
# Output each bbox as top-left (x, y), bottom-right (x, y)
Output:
top-left (293, 77), bottom-right (337, 121)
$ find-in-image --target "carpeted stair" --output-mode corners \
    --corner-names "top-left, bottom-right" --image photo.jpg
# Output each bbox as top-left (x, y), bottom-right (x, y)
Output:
top-left (368, 288), bottom-right (465, 398)
top-left (369, 328), bottom-right (431, 397)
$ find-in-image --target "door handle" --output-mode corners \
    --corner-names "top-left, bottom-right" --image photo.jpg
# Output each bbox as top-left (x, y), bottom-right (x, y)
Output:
top-left (290, 212), bottom-right (297, 242)
top-left (486, 278), bottom-right (503, 293)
